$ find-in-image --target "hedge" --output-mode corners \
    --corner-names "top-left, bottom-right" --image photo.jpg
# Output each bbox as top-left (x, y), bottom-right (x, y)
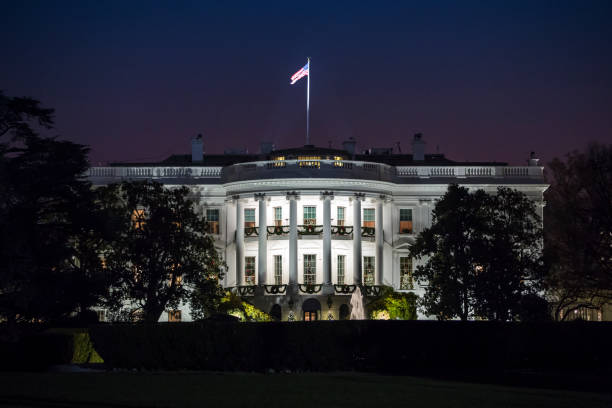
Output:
top-left (89, 320), bottom-right (612, 373)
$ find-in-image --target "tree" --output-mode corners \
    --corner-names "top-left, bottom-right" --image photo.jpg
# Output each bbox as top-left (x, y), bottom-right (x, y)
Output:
top-left (409, 184), bottom-right (544, 321)
top-left (100, 180), bottom-right (224, 323)
top-left (0, 91), bottom-right (105, 324)
top-left (474, 187), bottom-right (544, 321)
top-left (544, 144), bottom-right (612, 320)
top-left (367, 286), bottom-right (417, 320)
top-left (409, 185), bottom-right (489, 320)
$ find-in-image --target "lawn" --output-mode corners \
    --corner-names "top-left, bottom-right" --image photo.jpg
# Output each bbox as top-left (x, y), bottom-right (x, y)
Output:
top-left (0, 372), bottom-right (610, 408)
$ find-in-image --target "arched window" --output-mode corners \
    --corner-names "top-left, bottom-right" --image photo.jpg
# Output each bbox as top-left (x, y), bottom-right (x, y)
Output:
top-left (270, 304), bottom-right (282, 321)
top-left (302, 298), bottom-right (321, 321)
top-left (339, 304), bottom-right (350, 320)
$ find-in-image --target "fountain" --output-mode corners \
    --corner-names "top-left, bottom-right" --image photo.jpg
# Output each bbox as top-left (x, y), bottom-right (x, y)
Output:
top-left (349, 286), bottom-right (365, 320)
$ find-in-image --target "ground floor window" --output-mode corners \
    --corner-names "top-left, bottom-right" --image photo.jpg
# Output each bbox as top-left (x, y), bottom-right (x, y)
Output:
top-left (303, 254), bottom-right (316, 284)
top-left (400, 257), bottom-right (414, 290)
top-left (274, 255), bottom-right (282, 285)
top-left (168, 310), bottom-right (182, 322)
top-left (245, 256), bottom-right (256, 285)
top-left (337, 255), bottom-right (345, 285)
top-left (363, 256), bottom-right (375, 286)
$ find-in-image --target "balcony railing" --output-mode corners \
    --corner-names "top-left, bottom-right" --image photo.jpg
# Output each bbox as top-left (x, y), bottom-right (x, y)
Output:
top-left (331, 225), bottom-right (353, 236)
top-left (267, 225), bottom-right (290, 236)
top-left (361, 227), bottom-right (375, 237)
top-left (298, 224), bottom-right (323, 235)
top-left (244, 226), bottom-right (259, 237)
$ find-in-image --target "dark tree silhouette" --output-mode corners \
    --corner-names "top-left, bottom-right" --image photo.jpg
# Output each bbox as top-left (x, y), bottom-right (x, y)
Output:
top-left (544, 143), bottom-right (612, 320)
top-left (99, 180), bottom-right (224, 322)
top-left (410, 185), bottom-right (544, 321)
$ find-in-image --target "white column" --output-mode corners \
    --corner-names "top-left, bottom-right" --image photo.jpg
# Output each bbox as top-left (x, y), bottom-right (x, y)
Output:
top-left (288, 193), bottom-right (298, 286)
top-left (353, 193), bottom-right (363, 285)
top-left (256, 193), bottom-right (267, 285)
top-left (322, 192), bottom-right (332, 285)
top-left (235, 197), bottom-right (244, 286)
top-left (376, 197), bottom-right (384, 285)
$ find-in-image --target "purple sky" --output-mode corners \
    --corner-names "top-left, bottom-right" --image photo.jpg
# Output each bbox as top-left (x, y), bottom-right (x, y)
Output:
top-left (2, 1), bottom-right (611, 165)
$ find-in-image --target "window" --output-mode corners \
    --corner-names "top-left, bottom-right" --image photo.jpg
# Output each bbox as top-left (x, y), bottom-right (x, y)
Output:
top-left (303, 254), bottom-right (316, 284)
top-left (168, 273), bottom-right (182, 287)
top-left (298, 155), bottom-right (321, 168)
top-left (400, 209), bottom-right (413, 234)
top-left (303, 206), bottom-right (316, 225)
top-left (333, 156), bottom-right (344, 167)
top-left (274, 255), bottom-right (282, 285)
top-left (244, 208), bottom-right (256, 228)
top-left (96, 310), bottom-right (106, 322)
top-left (337, 207), bottom-right (345, 226)
top-left (168, 310), bottom-right (182, 322)
top-left (131, 209), bottom-right (146, 230)
top-left (363, 208), bottom-right (375, 228)
top-left (245, 256), bottom-right (256, 285)
top-left (274, 207), bottom-right (283, 227)
top-left (363, 256), bottom-right (375, 286)
top-left (206, 209), bottom-right (220, 234)
top-left (400, 257), bottom-right (414, 290)
top-left (337, 255), bottom-right (345, 285)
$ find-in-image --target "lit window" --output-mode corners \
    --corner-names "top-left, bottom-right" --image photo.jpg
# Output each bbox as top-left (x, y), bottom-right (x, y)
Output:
top-left (168, 273), bottom-right (182, 287)
top-left (333, 156), bottom-right (344, 167)
top-left (274, 207), bottom-right (283, 227)
top-left (298, 155), bottom-right (321, 168)
top-left (363, 256), bottom-right (375, 286)
top-left (337, 255), bottom-right (345, 285)
top-left (206, 208), bottom-right (220, 234)
top-left (400, 257), bottom-right (414, 290)
top-left (168, 310), bottom-right (182, 322)
top-left (400, 209), bottom-right (413, 234)
top-left (303, 206), bottom-right (316, 225)
top-left (245, 256), bottom-right (256, 285)
top-left (337, 207), bottom-right (345, 226)
top-left (303, 254), bottom-right (316, 284)
top-left (244, 208), bottom-right (256, 228)
top-left (274, 255), bottom-right (282, 285)
top-left (363, 208), bottom-right (375, 228)
top-left (273, 156), bottom-right (286, 167)
top-left (131, 209), bottom-right (146, 230)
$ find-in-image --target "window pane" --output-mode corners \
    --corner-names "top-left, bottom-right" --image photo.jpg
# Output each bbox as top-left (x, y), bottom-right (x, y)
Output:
top-left (363, 208), bottom-right (375, 222)
top-left (337, 207), bottom-right (345, 224)
top-left (244, 208), bottom-right (255, 222)
top-left (304, 206), bottom-right (316, 225)
top-left (303, 254), bottom-right (316, 284)
top-left (337, 255), bottom-right (345, 285)
top-left (245, 256), bottom-right (256, 285)
top-left (274, 207), bottom-right (282, 220)
top-left (363, 256), bottom-right (375, 286)
top-left (274, 255), bottom-right (282, 285)
top-left (400, 209), bottom-right (412, 221)
top-left (399, 209), bottom-right (413, 234)
top-left (206, 209), bottom-right (219, 221)
top-left (400, 257), bottom-right (414, 290)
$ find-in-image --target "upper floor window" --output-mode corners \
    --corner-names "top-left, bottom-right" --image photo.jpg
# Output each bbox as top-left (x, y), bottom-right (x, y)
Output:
top-left (274, 207), bottom-right (283, 226)
top-left (337, 207), bottom-right (345, 226)
top-left (400, 257), bottom-right (414, 290)
top-left (400, 209), bottom-right (413, 234)
top-left (298, 155), bottom-right (321, 168)
top-left (245, 256), bottom-right (256, 285)
top-left (244, 208), bottom-right (256, 228)
top-left (303, 206), bottom-right (316, 225)
top-left (363, 208), bottom-right (375, 228)
top-left (303, 254), bottom-right (316, 284)
top-left (131, 209), bottom-right (146, 230)
top-left (274, 255), bottom-right (282, 285)
top-left (363, 256), bottom-right (375, 286)
top-left (168, 310), bottom-right (182, 322)
top-left (337, 255), bottom-right (345, 285)
top-left (206, 208), bottom-right (220, 234)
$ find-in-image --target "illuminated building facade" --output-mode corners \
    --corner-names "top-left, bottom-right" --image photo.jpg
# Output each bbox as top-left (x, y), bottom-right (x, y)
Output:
top-left (88, 134), bottom-right (548, 321)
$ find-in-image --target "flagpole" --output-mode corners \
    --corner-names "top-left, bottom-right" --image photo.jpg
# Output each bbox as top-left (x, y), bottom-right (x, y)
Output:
top-left (306, 57), bottom-right (310, 145)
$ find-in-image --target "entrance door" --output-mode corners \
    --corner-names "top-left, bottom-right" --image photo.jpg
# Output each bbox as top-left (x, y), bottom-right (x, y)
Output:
top-left (302, 298), bottom-right (321, 322)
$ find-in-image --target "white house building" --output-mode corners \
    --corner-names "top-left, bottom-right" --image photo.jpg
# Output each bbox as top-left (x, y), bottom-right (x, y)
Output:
top-left (88, 134), bottom-right (547, 321)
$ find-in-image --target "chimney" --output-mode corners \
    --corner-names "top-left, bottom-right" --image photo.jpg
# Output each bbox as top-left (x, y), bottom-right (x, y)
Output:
top-left (260, 141), bottom-right (274, 155)
top-left (412, 133), bottom-right (425, 161)
top-left (342, 137), bottom-right (356, 157)
top-left (528, 151), bottom-right (540, 166)
top-left (191, 134), bottom-right (203, 162)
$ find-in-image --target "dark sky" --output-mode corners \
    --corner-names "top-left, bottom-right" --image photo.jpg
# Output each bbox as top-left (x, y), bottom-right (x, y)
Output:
top-left (2, 0), bottom-right (611, 165)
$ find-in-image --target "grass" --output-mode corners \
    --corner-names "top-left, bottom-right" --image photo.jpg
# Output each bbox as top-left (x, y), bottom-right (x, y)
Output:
top-left (0, 372), bottom-right (610, 408)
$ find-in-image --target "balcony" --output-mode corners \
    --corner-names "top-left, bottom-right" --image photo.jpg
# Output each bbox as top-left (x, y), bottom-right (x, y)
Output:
top-left (298, 224), bottom-right (323, 236)
top-left (267, 225), bottom-right (290, 237)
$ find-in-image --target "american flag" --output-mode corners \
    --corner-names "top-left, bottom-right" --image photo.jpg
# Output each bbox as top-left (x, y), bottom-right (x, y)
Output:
top-left (290, 62), bottom-right (309, 84)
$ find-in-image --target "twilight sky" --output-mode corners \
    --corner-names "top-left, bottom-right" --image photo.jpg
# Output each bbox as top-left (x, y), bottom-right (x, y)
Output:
top-left (2, 1), bottom-right (611, 165)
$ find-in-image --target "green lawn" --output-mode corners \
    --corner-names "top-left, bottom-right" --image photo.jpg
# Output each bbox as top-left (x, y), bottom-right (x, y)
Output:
top-left (0, 372), bottom-right (610, 408)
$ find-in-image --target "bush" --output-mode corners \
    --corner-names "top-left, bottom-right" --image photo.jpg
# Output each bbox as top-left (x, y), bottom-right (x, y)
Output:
top-left (88, 321), bottom-right (612, 373)
top-left (368, 287), bottom-right (417, 320)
